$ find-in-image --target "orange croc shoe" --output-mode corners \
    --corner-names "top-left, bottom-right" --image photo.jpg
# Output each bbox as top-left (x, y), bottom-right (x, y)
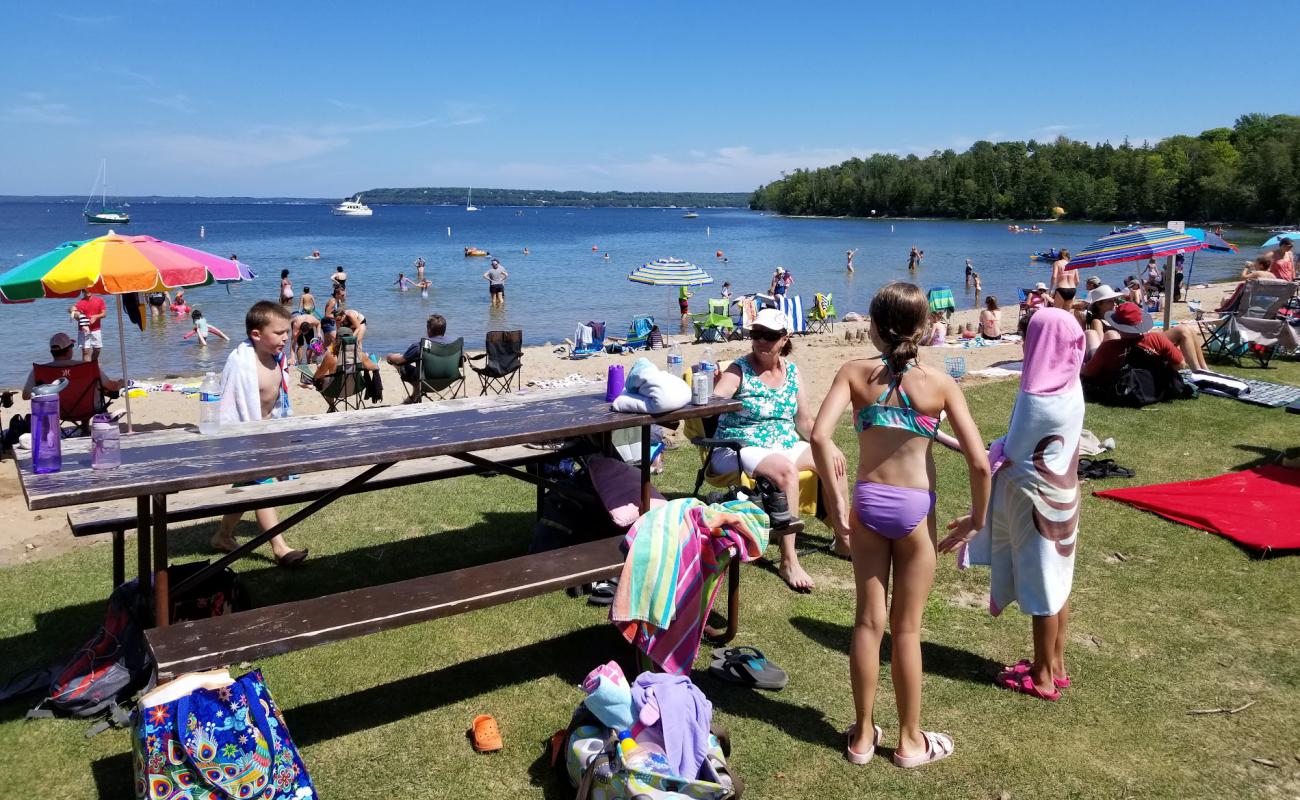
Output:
top-left (470, 714), bottom-right (503, 753)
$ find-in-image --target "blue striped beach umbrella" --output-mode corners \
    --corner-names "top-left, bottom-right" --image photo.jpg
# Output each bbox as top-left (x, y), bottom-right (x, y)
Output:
top-left (1260, 231), bottom-right (1300, 248)
top-left (1065, 227), bottom-right (1206, 272)
top-left (627, 257), bottom-right (713, 286)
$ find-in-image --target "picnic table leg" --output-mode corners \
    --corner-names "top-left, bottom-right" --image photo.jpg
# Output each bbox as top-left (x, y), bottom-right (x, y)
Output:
top-left (529, 461), bottom-right (543, 520)
top-left (136, 497), bottom-right (151, 598)
top-left (151, 494), bottom-right (170, 627)
top-left (704, 556), bottom-right (741, 644)
top-left (639, 424), bottom-right (651, 514)
top-left (112, 529), bottom-right (125, 588)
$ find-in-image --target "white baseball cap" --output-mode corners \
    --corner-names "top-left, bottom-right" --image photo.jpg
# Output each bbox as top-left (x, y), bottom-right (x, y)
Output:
top-left (752, 308), bottom-right (789, 334)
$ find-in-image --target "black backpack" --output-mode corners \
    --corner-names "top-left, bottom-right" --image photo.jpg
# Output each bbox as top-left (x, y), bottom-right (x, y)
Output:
top-left (1, 563), bottom-right (248, 731)
top-left (1085, 345), bottom-right (1195, 407)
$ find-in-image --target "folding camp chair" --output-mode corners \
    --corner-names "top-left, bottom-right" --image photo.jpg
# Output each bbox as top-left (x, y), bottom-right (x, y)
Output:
top-left (406, 337), bottom-right (466, 401)
top-left (691, 298), bottom-right (735, 343)
top-left (568, 320), bottom-right (606, 359)
top-left (1200, 280), bottom-right (1299, 368)
top-left (807, 292), bottom-right (837, 334)
top-left (777, 295), bottom-right (807, 335)
top-left (32, 361), bottom-right (116, 436)
top-left (622, 315), bottom-right (655, 350)
top-left (468, 330), bottom-right (523, 395)
top-left (296, 327), bottom-right (373, 412)
top-left (1016, 287), bottom-right (1036, 333)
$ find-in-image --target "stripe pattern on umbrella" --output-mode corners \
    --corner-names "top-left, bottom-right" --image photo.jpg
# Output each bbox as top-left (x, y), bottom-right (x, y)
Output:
top-left (1065, 227), bottom-right (1206, 271)
top-left (627, 257), bottom-right (713, 286)
top-left (0, 231), bottom-right (254, 302)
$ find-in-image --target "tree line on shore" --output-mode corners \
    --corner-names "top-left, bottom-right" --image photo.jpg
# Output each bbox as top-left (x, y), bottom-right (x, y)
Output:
top-left (355, 187), bottom-right (750, 208)
top-left (749, 114), bottom-right (1300, 224)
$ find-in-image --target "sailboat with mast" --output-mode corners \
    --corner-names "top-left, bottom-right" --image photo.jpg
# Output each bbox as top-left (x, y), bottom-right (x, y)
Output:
top-left (466, 187), bottom-right (479, 212)
top-left (83, 159), bottom-right (130, 225)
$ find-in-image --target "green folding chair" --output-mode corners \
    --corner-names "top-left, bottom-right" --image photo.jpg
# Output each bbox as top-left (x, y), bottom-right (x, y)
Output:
top-left (406, 337), bottom-right (466, 402)
top-left (691, 298), bottom-right (735, 343)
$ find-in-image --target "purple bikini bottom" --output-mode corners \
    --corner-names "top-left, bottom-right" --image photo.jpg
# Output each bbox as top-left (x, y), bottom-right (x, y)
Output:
top-left (853, 481), bottom-right (936, 540)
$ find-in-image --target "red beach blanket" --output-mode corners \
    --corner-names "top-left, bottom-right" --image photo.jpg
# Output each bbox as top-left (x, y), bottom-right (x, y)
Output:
top-left (1095, 466), bottom-right (1300, 552)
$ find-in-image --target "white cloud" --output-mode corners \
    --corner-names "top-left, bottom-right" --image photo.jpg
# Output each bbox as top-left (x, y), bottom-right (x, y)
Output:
top-left (134, 131), bottom-right (348, 170)
top-left (317, 99), bottom-right (487, 135)
top-left (2, 92), bottom-right (79, 125)
top-left (92, 63), bottom-right (156, 85)
top-left (146, 93), bottom-right (198, 114)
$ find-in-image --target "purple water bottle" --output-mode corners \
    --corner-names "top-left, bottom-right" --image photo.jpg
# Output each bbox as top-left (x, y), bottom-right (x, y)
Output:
top-left (30, 379), bottom-right (67, 474)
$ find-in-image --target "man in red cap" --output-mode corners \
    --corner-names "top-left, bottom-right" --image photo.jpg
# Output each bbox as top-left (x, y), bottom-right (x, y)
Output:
top-left (1080, 302), bottom-right (1184, 384)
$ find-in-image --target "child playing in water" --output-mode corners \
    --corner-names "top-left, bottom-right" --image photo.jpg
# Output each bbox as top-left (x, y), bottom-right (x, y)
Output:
top-left (183, 309), bottom-right (230, 346)
top-left (394, 273), bottom-right (415, 292)
top-left (811, 282), bottom-right (990, 768)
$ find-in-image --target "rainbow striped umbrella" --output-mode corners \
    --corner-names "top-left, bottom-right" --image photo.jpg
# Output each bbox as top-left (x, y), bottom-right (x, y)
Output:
top-left (627, 257), bottom-right (713, 287)
top-left (0, 231), bottom-right (252, 302)
top-left (0, 231), bottom-right (255, 431)
top-left (1065, 227), bottom-right (1206, 271)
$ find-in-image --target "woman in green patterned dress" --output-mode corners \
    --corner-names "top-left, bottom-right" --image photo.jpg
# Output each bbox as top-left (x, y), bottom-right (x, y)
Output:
top-left (712, 307), bottom-right (845, 591)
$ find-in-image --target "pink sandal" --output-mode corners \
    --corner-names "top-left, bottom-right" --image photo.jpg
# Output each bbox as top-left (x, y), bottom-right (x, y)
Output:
top-left (997, 670), bottom-right (1061, 701)
top-left (844, 723), bottom-right (884, 765)
top-left (892, 731), bottom-right (954, 768)
top-left (1006, 658), bottom-right (1071, 689)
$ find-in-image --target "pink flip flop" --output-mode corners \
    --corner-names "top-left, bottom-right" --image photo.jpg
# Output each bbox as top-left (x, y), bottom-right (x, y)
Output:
top-left (1006, 658), bottom-right (1071, 689)
top-left (997, 670), bottom-right (1061, 701)
top-left (844, 723), bottom-right (884, 765)
top-left (892, 731), bottom-right (954, 769)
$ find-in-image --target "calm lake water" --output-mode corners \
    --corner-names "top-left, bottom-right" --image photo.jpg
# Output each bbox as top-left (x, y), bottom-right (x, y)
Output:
top-left (0, 202), bottom-right (1256, 387)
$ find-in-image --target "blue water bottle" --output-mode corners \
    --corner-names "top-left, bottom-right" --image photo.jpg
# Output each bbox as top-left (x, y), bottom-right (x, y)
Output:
top-left (30, 380), bottom-right (67, 474)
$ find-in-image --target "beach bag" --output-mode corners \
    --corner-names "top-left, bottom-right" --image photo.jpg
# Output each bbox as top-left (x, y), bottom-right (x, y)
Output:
top-left (133, 669), bottom-right (317, 800)
top-left (529, 460), bottom-right (622, 554)
top-left (566, 718), bottom-right (740, 800)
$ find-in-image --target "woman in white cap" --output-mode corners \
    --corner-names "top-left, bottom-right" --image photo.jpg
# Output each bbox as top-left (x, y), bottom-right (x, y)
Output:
top-left (1082, 284), bottom-right (1123, 360)
top-left (712, 306), bottom-right (839, 591)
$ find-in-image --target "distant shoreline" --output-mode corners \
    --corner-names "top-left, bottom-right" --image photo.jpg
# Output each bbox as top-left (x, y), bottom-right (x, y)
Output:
top-left (0, 196), bottom-right (749, 209)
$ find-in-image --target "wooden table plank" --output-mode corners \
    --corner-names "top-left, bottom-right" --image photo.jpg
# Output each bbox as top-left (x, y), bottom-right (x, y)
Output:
top-left (20, 392), bottom-right (740, 510)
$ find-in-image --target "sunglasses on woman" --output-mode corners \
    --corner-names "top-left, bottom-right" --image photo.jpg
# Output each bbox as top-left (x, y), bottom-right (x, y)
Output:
top-left (752, 328), bottom-right (786, 342)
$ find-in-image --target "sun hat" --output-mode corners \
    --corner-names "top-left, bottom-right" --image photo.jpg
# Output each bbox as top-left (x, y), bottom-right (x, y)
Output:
top-left (752, 307), bottom-right (789, 333)
top-left (1086, 284), bottom-right (1123, 305)
top-left (775, 266), bottom-right (785, 274)
top-left (1033, 282), bottom-right (1048, 292)
top-left (49, 332), bottom-right (75, 351)
top-left (1105, 302), bottom-right (1153, 335)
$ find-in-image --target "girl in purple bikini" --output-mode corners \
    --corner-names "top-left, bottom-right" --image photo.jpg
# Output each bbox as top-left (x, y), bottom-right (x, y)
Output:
top-left (811, 282), bottom-right (990, 769)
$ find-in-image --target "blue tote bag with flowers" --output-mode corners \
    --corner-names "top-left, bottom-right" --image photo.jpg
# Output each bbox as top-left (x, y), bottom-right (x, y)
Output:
top-left (133, 669), bottom-right (316, 799)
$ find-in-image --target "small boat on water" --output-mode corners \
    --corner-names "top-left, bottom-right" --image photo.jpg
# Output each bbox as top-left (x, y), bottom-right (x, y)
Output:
top-left (1030, 249), bottom-right (1064, 261)
top-left (466, 188), bottom-right (479, 212)
top-left (332, 195), bottom-right (373, 216)
top-left (84, 159), bottom-right (130, 225)
top-left (682, 211), bottom-right (700, 219)
top-left (464, 247), bottom-right (489, 257)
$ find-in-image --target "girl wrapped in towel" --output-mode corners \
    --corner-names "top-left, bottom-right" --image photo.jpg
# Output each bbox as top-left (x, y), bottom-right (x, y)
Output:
top-left (943, 307), bottom-right (1085, 701)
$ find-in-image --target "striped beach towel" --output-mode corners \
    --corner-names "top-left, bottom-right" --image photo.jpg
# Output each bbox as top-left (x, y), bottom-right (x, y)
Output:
top-left (612, 499), bottom-right (768, 674)
top-left (778, 295), bottom-right (806, 334)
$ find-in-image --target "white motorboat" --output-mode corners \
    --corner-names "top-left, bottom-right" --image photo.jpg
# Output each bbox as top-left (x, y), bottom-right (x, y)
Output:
top-left (332, 195), bottom-right (373, 216)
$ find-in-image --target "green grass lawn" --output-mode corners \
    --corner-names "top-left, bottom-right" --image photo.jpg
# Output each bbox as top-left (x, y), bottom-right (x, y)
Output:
top-left (2, 362), bottom-right (1298, 799)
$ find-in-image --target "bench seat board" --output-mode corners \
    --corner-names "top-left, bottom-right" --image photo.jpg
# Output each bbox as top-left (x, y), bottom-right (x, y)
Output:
top-left (146, 536), bottom-right (624, 678)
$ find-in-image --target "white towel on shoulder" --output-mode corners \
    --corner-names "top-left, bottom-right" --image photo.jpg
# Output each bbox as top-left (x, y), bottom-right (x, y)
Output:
top-left (218, 340), bottom-right (291, 424)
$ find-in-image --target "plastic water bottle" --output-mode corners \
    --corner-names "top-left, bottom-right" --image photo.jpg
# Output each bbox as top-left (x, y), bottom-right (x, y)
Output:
top-left (666, 343), bottom-right (684, 379)
top-left (700, 346), bottom-right (717, 393)
top-left (30, 385), bottom-right (64, 475)
top-left (91, 414), bottom-right (121, 470)
top-left (199, 372), bottom-right (221, 435)
top-left (624, 741), bottom-right (672, 777)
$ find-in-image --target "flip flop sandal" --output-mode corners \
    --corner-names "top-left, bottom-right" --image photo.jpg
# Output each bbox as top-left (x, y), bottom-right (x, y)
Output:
top-left (892, 731), bottom-right (954, 769)
top-left (469, 714), bottom-right (503, 753)
top-left (274, 548), bottom-right (309, 568)
top-left (1006, 658), bottom-right (1071, 689)
top-left (844, 723), bottom-right (884, 765)
top-left (996, 671), bottom-right (1061, 701)
top-left (708, 647), bottom-right (789, 690)
top-left (586, 579), bottom-right (618, 607)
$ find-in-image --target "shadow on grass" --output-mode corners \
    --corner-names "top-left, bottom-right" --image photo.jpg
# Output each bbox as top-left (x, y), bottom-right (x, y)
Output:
top-left (790, 615), bottom-right (1003, 685)
top-left (90, 751), bottom-right (132, 800)
top-left (1230, 443), bottom-right (1292, 471)
top-left (0, 598), bottom-right (108, 722)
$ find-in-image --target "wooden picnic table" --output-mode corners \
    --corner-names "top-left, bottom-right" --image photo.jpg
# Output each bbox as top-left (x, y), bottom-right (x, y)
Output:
top-left (17, 388), bottom-right (741, 675)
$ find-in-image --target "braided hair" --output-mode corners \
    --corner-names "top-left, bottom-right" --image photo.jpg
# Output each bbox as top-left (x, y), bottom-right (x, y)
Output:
top-left (869, 282), bottom-right (930, 375)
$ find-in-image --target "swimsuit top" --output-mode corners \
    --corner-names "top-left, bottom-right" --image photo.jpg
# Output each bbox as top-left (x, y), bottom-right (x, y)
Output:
top-left (854, 363), bottom-right (940, 439)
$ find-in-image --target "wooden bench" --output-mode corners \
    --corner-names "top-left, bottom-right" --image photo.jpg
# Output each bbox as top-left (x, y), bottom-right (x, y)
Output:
top-left (69, 442), bottom-right (585, 586)
top-left (146, 535), bottom-right (625, 679)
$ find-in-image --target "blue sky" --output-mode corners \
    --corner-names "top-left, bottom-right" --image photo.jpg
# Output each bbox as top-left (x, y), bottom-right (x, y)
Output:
top-left (1, 1), bottom-right (1291, 197)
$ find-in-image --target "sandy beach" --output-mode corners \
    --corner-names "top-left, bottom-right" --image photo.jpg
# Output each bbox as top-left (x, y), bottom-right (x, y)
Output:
top-left (0, 280), bottom-right (1236, 567)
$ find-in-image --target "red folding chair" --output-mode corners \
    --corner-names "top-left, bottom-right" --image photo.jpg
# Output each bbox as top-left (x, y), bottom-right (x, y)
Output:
top-left (32, 361), bottom-right (114, 435)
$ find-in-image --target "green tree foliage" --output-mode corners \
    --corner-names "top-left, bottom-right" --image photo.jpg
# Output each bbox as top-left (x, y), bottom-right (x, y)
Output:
top-left (749, 115), bottom-right (1300, 223)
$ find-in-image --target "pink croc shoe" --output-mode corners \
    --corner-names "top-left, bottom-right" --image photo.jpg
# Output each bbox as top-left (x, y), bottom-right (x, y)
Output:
top-left (844, 723), bottom-right (884, 765)
top-left (1006, 658), bottom-right (1071, 689)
